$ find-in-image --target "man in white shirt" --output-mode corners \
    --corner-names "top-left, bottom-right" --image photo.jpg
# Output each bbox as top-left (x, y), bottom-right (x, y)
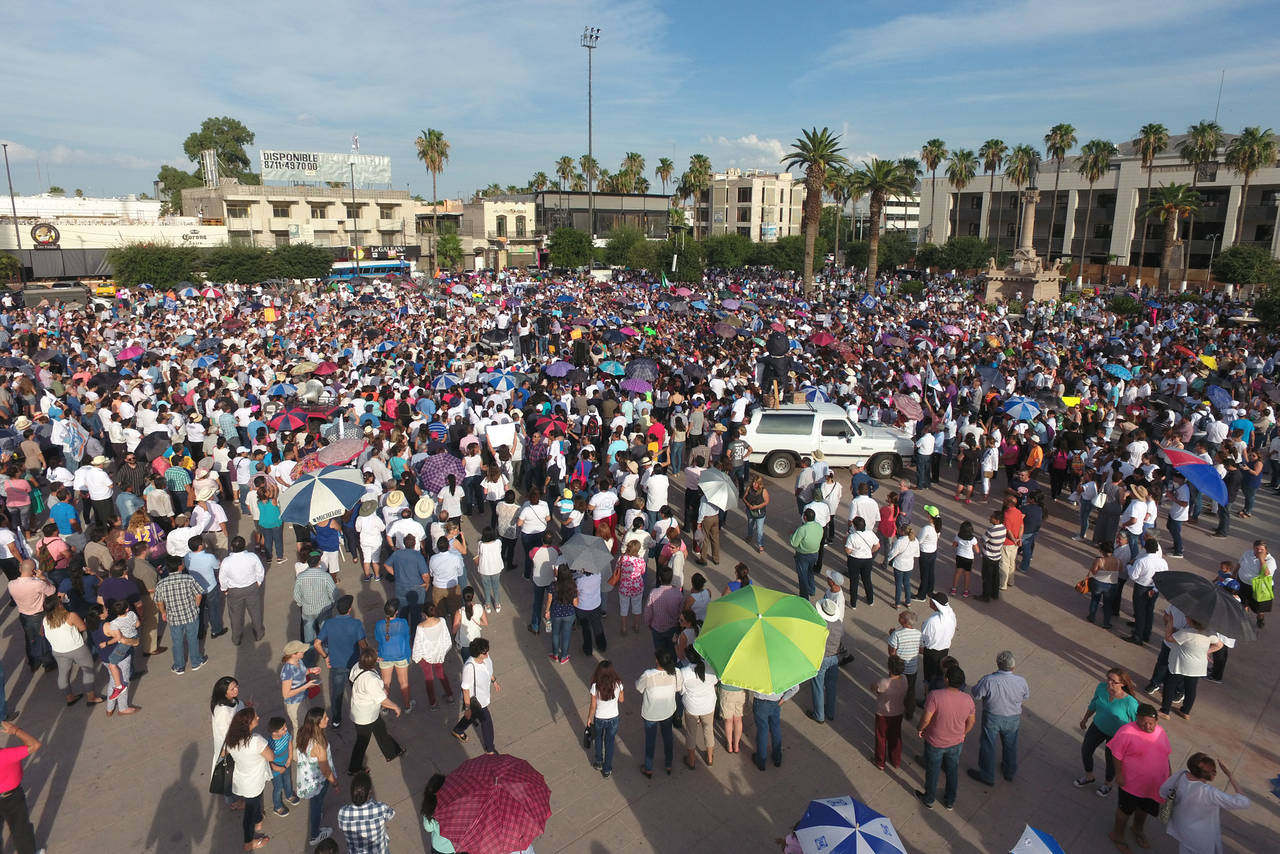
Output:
top-left (643, 465), bottom-right (670, 529)
top-left (386, 508), bottom-right (426, 551)
top-left (920, 592), bottom-right (958, 687)
top-left (219, 536), bottom-right (266, 645)
top-left (849, 482), bottom-right (879, 537)
top-left (1165, 471), bottom-right (1189, 557)
top-left (1125, 538), bottom-right (1168, 645)
top-left (915, 431), bottom-right (935, 489)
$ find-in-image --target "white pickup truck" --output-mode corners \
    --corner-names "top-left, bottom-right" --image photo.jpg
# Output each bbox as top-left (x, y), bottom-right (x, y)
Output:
top-left (742, 402), bottom-right (915, 480)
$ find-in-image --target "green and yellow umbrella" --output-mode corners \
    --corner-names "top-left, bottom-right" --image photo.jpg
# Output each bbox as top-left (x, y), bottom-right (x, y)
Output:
top-left (693, 585), bottom-right (828, 694)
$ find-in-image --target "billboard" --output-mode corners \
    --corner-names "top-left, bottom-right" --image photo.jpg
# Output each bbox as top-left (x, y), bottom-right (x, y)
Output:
top-left (260, 150), bottom-right (392, 184)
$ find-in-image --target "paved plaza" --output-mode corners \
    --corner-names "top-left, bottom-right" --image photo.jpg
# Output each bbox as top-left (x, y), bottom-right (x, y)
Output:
top-left (8, 465), bottom-right (1278, 854)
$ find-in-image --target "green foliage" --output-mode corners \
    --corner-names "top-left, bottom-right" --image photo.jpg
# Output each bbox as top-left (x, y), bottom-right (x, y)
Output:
top-left (0, 254), bottom-right (20, 282)
top-left (1172, 292), bottom-right (1202, 304)
top-left (203, 246), bottom-right (278, 282)
top-left (1256, 285), bottom-right (1280, 329)
top-left (703, 233), bottom-right (754, 269)
top-left (183, 116), bottom-right (256, 176)
top-left (47, 186), bottom-right (65, 195)
top-left (436, 225), bottom-right (463, 270)
top-left (877, 231), bottom-right (914, 270)
top-left (108, 243), bottom-right (202, 287)
top-left (770, 234), bottom-right (829, 273)
top-left (659, 237), bottom-right (704, 283)
top-left (1006, 299), bottom-right (1026, 313)
top-left (818, 207), bottom-right (853, 256)
top-left (900, 280), bottom-right (925, 296)
top-left (156, 164), bottom-right (204, 215)
top-left (1211, 245), bottom-right (1280, 284)
top-left (844, 241), bottom-right (870, 270)
top-left (1108, 295), bottom-right (1143, 316)
top-left (914, 243), bottom-right (943, 270)
top-left (1058, 290), bottom-right (1081, 303)
top-left (271, 244), bottom-right (335, 279)
top-left (603, 225), bottom-right (649, 269)
top-left (548, 228), bottom-right (593, 268)
top-left (940, 236), bottom-right (999, 271)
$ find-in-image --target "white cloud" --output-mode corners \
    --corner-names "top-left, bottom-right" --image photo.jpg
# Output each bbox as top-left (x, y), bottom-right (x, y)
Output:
top-left (0, 139), bottom-right (151, 170)
top-left (699, 134), bottom-right (789, 170)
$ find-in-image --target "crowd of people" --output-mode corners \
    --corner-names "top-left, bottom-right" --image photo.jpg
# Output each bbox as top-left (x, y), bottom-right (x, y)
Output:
top-left (0, 266), bottom-right (1271, 853)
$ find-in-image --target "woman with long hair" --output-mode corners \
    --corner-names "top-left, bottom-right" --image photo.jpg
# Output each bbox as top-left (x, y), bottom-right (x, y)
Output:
top-left (347, 646), bottom-right (404, 775)
top-left (473, 526), bottom-right (503, 612)
top-left (121, 508), bottom-right (165, 561)
top-left (42, 596), bottom-right (102, 706)
top-left (635, 647), bottom-right (683, 777)
top-left (723, 561), bottom-right (751, 597)
top-left (374, 599), bottom-right (413, 711)
top-left (452, 585), bottom-right (488, 664)
top-left (255, 479), bottom-right (285, 564)
top-left (742, 473), bottom-right (769, 553)
top-left (1074, 666), bottom-right (1139, 796)
top-left (294, 706), bottom-right (338, 847)
top-left (679, 648), bottom-right (719, 769)
top-left (545, 567), bottom-right (577, 665)
top-left (410, 601), bottom-right (455, 709)
top-left (586, 659), bottom-right (624, 778)
top-left (224, 707), bottom-right (273, 850)
top-left (949, 520), bottom-right (978, 598)
top-left (614, 538), bottom-right (646, 636)
top-left (420, 773), bottom-right (452, 853)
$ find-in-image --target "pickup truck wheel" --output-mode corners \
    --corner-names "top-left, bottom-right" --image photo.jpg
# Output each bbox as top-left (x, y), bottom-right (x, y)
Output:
top-left (867, 454), bottom-right (898, 480)
top-left (764, 452), bottom-right (796, 478)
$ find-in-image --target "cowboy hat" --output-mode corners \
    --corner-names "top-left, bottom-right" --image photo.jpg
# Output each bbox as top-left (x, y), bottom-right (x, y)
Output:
top-left (385, 490), bottom-right (406, 508)
top-left (818, 597), bottom-right (842, 622)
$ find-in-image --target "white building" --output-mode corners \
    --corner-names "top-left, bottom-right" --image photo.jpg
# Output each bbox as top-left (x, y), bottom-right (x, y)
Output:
top-left (693, 169), bottom-right (805, 241)
top-left (852, 192), bottom-right (921, 238)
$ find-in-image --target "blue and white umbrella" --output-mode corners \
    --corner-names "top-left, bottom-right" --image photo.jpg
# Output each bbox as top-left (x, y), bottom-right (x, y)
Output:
top-left (1002, 395), bottom-right (1041, 421)
top-left (485, 371), bottom-right (519, 391)
top-left (376, 340), bottom-right (398, 353)
top-left (599, 360), bottom-right (625, 377)
top-left (266, 382), bottom-right (297, 397)
top-left (279, 466), bottom-right (368, 525)
top-left (801, 385), bottom-right (831, 403)
top-left (178, 287), bottom-right (199, 298)
top-left (193, 355), bottom-right (218, 369)
top-left (794, 796), bottom-right (906, 854)
top-left (432, 373), bottom-right (462, 390)
top-left (1010, 825), bottom-right (1065, 854)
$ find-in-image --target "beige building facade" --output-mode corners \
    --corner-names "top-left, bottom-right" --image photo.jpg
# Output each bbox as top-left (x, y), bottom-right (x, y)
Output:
top-left (695, 169), bottom-right (805, 241)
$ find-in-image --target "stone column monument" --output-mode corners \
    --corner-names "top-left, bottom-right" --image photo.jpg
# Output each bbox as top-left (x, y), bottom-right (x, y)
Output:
top-left (981, 155), bottom-right (1063, 303)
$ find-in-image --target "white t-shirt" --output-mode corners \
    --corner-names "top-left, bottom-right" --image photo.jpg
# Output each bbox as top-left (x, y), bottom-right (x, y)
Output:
top-left (518, 501), bottom-right (551, 534)
top-left (954, 535), bottom-right (977, 560)
top-left (588, 491), bottom-right (619, 521)
top-left (1168, 629), bottom-right (1213, 678)
top-left (678, 664), bottom-right (720, 716)
top-left (590, 682), bottom-right (621, 720)
top-left (461, 655), bottom-right (495, 707)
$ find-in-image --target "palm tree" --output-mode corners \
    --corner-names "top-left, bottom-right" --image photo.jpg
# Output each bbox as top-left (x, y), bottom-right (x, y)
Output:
top-left (1140, 183), bottom-right (1200, 291)
top-left (1043, 123), bottom-right (1077, 261)
top-left (530, 171), bottom-right (550, 192)
top-left (979, 139), bottom-right (1007, 245)
top-left (598, 168), bottom-right (615, 194)
top-left (655, 157), bottom-right (674, 195)
top-left (1075, 139), bottom-right (1118, 283)
top-left (414, 128), bottom-right (449, 269)
top-left (1133, 123), bottom-right (1169, 273)
top-left (570, 173), bottom-right (586, 192)
top-left (1004, 144), bottom-right (1038, 245)
top-left (920, 139), bottom-right (948, 244)
top-left (555, 156), bottom-right (575, 191)
top-left (1225, 126), bottom-right (1278, 246)
top-left (635, 176), bottom-right (650, 194)
top-left (684, 154), bottom-right (713, 238)
top-left (1177, 121), bottom-right (1224, 281)
top-left (825, 166), bottom-right (852, 266)
top-left (579, 155), bottom-right (599, 189)
top-left (848, 158), bottom-right (916, 283)
top-left (944, 149), bottom-right (979, 241)
top-left (621, 152), bottom-right (645, 192)
top-left (781, 127), bottom-right (849, 294)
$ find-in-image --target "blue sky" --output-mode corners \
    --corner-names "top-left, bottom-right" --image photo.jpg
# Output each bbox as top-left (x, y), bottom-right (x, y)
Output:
top-left (4, 0), bottom-right (1279, 200)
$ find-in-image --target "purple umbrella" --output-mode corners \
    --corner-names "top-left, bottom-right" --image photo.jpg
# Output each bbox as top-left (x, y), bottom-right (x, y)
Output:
top-left (722, 298), bottom-right (741, 310)
top-left (620, 378), bottom-right (653, 393)
top-left (417, 451), bottom-right (465, 495)
top-left (544, 361), bottom-right (575, 377)
top-left (713, 322), bottom-right (736, 338)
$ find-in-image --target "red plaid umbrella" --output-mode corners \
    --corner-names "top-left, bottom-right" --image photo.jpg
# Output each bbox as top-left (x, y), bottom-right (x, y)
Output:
top-left (435, 754), bottom-right (551, 854)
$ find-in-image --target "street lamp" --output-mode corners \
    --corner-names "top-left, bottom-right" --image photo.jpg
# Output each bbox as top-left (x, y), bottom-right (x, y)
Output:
top-left (350, 160), bottom-right (361, 279)
top-left (1206, 232), bottom-right (1221, 277)
top-left (581, 26), bottom-right (600, 240)
top-left (2, 144), bottom-right (24, 288)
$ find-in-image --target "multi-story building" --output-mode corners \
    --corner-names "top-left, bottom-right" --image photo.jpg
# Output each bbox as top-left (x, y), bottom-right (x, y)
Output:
top-left (918, 133), bottom-right (1280, 283)
top-left (851, 193), bottom-right (921, 238)
top-left (528, 190), bottom-right (671, 240)
top-left (457, 199), bottom-right (539, 269)
top-left (695, 169), bottom-right (805, 241)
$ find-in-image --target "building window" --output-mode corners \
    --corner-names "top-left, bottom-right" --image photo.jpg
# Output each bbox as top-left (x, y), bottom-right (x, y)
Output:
top-left (516, 215), bottom-right (526, 238)
top-left (271, 203), bottom-right (291, 218)
top-left (1094, 223), bottom-right (1112, 239)
top-left (1006, 195), bottom-right (1017, 208)
top-left (1257, 223), bottom-right (1275, 242)
top-left (313, 230), bottom-right (336, 246)
top-left (1260, 190), bottom-right (1280, 205)
top-left (345, 204), bottom-right (360, 220)
top-left (737, 207), bottom-right (751, 223)
top-left (1096, 193), bottom-right (1115, 209)
top-left (737, 187), bottom-right (752, 203)
top-left (310, 204), bottom-right (328, 219)
top-left (273, 232), bottom-right (290, 247)
top-left (968, 223), bottom-right (980, 236)
top-left (379, 205), bottom-right (395, 220)
top-left (226, 205), bottom-right (250, 219)
top-left (228, 232), bottom-right (253, 246)
top-left (1006, 223), bottom-right (1016, 237)
top-left (737, 226), bottom-right (751, 237)
top-left (495, 215), bottom-right (507, 237)
top-left (970, 196), bottom-right (982, 209)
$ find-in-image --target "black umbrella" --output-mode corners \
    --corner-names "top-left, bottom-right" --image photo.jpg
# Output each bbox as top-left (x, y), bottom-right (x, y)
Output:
top-left (197, 338), bottom-right (223, 352)
top-left (34, 348), bottom-right (59, 362)
top-left (1153, 571), bottom-right (1257, 641)
top-left (88, 371), bottom-right (122, 389)
top-left (137, 431), bottom-right (172, 462)
top-left (625, 358), bottom-right (659, 382)
top-left (0, 357), bottom-right (29, 369)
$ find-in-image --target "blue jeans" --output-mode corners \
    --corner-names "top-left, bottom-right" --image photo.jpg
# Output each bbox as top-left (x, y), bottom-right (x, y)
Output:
top-left (643, 717), bottom-right (674, 772)
top-left (1166, 518), bottom-right (1184, 554)
top-left (307, 780), bottom-right (329, 841)
top-left (200, 585), bottom-right (226, 636)
top-left (893, 570), bottom-right (912, 606)
top-left (530, 584), bottom-right (550, 633)
top-left (329, 667), bottom-right (350, 725)
top-left (1078, 502), bottom-right (1092, 539)
top-left (1124, 530), bottom-right (1143, 563)
top-left (794, 552), bottom-right (818, 599)
top-left (1243, 484), bottom-right (1259, 515)
top-left (1087, 581), bottom-right (1113, 628)
top-left (301, 611), bottom-right (326, 645)
top-left (261, 525), bottom-right (284, 561)
top-left (922, 742), bottom-right (962, 807)
top-left (18, 613), bottom-right (53, 669)
top-left (1132, 584), bottom-right (1157, 642)
top-left (169, 620), bottom-right (201, 670)
top-left (808, 654), bottom-right (839, 722)
top-left (746, 515), bottom-right (765, 550)
top-left (477, 573), bottom-right (501, 608)
top-left (916, 453), bottom-right (932, 489)
top-left (753, 697), bottom-right (782, 766)
top-left (462, 475), bottom-right (484, 514)
top-left (551, 614), bottom-right (575, 659)
top-left (1018, 531), bottom-right (1037, 573)
top-left (593, 716), bottom-right (619, 772)
top-left (669, 442), bottom-right (685, 475)
top-left (271, 772), bottom-right (296, 811)
top-left (976, 711), bottom-right (1020, 783)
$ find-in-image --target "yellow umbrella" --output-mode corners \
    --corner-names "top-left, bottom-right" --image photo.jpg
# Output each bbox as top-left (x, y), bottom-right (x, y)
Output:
top-left (290, 360), bottom-right (319, 376)
top-left (1060, 396), bottom-right (1082, 408)
top-left (1199, 354), bottom-right (1218, 371)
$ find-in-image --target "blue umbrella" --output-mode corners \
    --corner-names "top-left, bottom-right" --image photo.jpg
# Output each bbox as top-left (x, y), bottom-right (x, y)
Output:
top-left (279, 466), bottom-right (368, 525)
top-left (795, 796), bottom-right (906, 854)
top-left (1163, 446), bottom-right (1228, 506)
top-left (175, 334), bottom-right (195, 347)
top-left (1206, 384), bottom-right (1232, 411)
top-left (656, 301), bottom-right (671, 310)
top-left (1010, 825), bottom-right (1065, 854)
top-left (341, 347), bottom-right (354, 357)
top-left (1103, 363), bottom-right (1133, 380)
top-left (544, 361), bottom-right (574, 377)
top-left (432, 373), bottom-right (462, 390)
top-left (802, 385), bottom-right (831, 403)
top-left (602, 330), bottom-right (627, 345)
top-left (690, 299), bottom-right (709, 310)
top-left (555, 294), bottom-right (575, 303)
top-left (193, 355), bottom-right (218, 369)
top-left (267, 382), bottom-right (297, 397)
top-left (1002, 396), bottom-right (1041, 420)
top-left (376, 341), bottom-right (398, 353)
top-left (599, 360), bottom-right (625, 376)
top-left (485, 371), bottom-right (519, 391)
top-left (178, 287), bottom-right (199, 298)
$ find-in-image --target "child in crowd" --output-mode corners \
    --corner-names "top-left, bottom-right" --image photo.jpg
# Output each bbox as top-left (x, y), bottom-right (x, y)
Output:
top-left (268, 716), bottom-right (301, 816)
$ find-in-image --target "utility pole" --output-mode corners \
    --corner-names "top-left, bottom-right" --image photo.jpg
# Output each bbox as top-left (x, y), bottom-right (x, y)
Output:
top-left (581, 26), bottom-right (600, 241)
top-left (350, 160), bottom-right (361, 279)
top-left (3, 144), bottom-right (25, 288)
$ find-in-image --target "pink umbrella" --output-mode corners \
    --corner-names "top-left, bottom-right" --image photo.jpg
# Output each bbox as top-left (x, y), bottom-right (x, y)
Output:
top-left (809, 331), bottom-right (836, 348)
top-left (313, 361), bottom-right (339, 375)
top-left (200, 287), bottom-right (223, 299)
top-left (620, 326), bottom-right (639, 337)
top-left (893, 393), bottom-right (923, 421)
top-left (117, 345), bottom-right (144, 360)
top-left (770, 321), bottom-right (786, 333)
top-left (460, 435), bottom-right (480, 452)
top-left (941, 324), bottom-right (964, 336)
top-left (674, 287), bottom-right (693, 297)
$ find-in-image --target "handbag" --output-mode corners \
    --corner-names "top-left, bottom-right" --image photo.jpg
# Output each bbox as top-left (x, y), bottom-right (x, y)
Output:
top-left (1075, 577), bottom-right (1092, 596)
top-left (294, 750), bottom-right (323, 800)
top-left (582, 724), bottom-right (595, 749)
top-left (1092, 490), bottom-right (1107, 509)
top-left (1158, 771), bottom-right (1183, 824)
top-left (454, 663), bottom-right (484, 731)
top-left (1252, 573), bottom-right (1275, 604)
top-left (209, 741), bottom-right (235, 796)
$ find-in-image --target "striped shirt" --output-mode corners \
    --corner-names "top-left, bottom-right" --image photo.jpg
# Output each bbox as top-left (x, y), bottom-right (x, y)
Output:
top-left (164, 465), bottom-right (192, 492)
top-left (982, 524), bottom-right (1006, 561)
top-left (292, 567), bottom-right (336, 616)
top-left (888, 627), bottom-right (922, 674)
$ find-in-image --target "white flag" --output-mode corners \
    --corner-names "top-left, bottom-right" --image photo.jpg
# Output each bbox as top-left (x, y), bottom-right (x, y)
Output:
top-left (351, 133), bottom-right (360, 154)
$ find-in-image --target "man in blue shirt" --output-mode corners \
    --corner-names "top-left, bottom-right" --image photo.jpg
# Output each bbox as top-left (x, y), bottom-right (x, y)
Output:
top-left (48, 493), bottom-right (80, 536)
top-left (184, 537), bottom-right (225, 638)
top-left (967, 650), bottom-right (1030, 787)
top-left (385, 535), bottom-right (430, 627)
top-left (313, 595), bottom-right (367, 729)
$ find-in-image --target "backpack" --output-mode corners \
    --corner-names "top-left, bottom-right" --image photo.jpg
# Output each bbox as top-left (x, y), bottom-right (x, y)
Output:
top-left (36, 538), bottom-right (56, 575)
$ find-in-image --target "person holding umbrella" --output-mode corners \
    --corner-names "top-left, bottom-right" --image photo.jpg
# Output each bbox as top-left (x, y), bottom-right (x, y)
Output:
top-left (1158, 612), bottom-right (1223, 720)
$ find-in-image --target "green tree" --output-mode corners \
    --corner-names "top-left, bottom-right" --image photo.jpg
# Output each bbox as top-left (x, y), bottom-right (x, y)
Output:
top-left (1177, 120), bottom-right (1224, 280)
top-left (620, 152), bottom-right (645, 194)
top-left (548, 228), bottom-right (593, 267)
top-left (578, 155), bottom-right (599, 191)
top-left (47, 186), bottom-right (65, 195)
top-left (272, 243), bottom-right (335, 279)
top-left (818, 205), bottom-right (853, 259)
top-left (680, 154), bottom-right (713, 238)
top-left (878, 230), bottom-right (914, 271)
top-left (843, 241), bottom-right (870, 270)
top-left (703, 233), bottom-right (754, 268)
top-left (74, 189), bottom-right (84, 198)
top-left (1225, 126), bottom-right (1278, 247)
top-left (915, 242), bottom-right (943, 270)
top-left (570, 173), bottom-right (586, 192)
top-left (183, 116), bottom-right (257, 178)
top-left (847, 158), bottom-right (915, 282)
top-left (415, 128), bottom-right (450, 269)
top-left (920, 138), bottom-right (948, 242)
top-left (979, 139), bottom-right (1007, 244)
top-left (107, 243), bottom-right (202, 286)
top-left (530, 171), bottom-right (550, 192)
top-left (781, 127), bottom-right (848, 294)
top-left (436, 224), bottom-right (463, 270)
top-left (944, 149), bottom-right (978, 241)
top-left (1075, 139), bottom-right (1118, 282)
top-left (1043, 123), bottom-right (1077, 260)
top-left (0, 254), bottom-right (20, 283)
top-left (604, 225), bottom-right (648, 268)
top-left (824, 166), bottom-right (858, 266)
top-left (654, 157), bottom-right (674, 195)
top-left (768, 234), bottom-right (828, 273)
top-left (1004, 144), bottom-right (1038, 245)
top-left (203, 245), bottom-right (279, 282)
top-left (1140, 183), bottom-right (1200, 291)
top-left (939, 236), bottom-right (998, 271)
top-left (555, 156), bottom-right (575, 191)
top-left (1211, 244), bottom-right (1280, 285)
top-left (156, 163), bottom-right (204, 215)
top-left (1133, 123), bottom-right (1169, 271)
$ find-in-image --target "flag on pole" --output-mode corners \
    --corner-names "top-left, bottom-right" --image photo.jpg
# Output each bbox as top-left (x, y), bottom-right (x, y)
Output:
top-left (661, 271), bottom-right (669, 288)
top-left (351, 133), bottom-right (359, 154)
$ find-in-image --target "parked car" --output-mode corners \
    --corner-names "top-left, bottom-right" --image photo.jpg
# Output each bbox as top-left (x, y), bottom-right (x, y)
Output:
top-left (742, 402), bottom-right (914, 480)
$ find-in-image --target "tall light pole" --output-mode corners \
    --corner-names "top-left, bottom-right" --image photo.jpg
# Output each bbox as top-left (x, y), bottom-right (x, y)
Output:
top-left (581, 26), bottom-right (600, 240)
top-left (350, 160), bottom-right (361, 279)
top-left (1206, 232), bottom-right (1221, 280)
top-left (2, 144), bottom-right (24, 288)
